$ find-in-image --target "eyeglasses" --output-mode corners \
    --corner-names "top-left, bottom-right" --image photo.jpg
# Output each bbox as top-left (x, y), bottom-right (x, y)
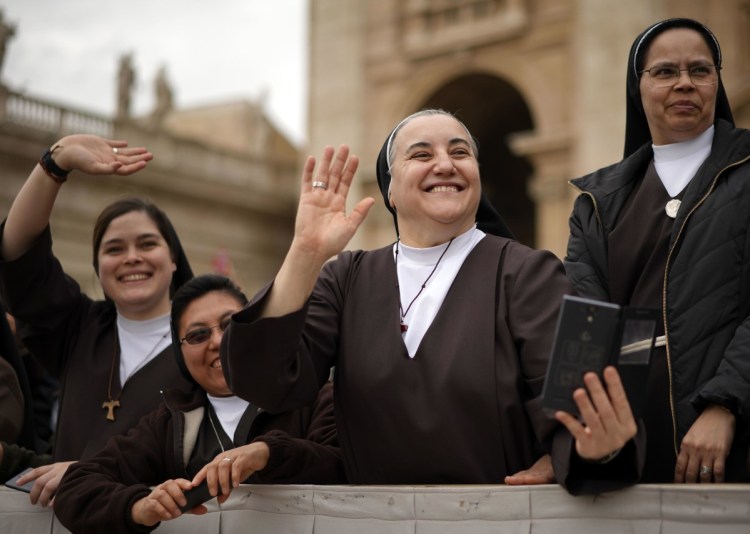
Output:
top-left (639, 65), bottom-right (720, 87)
top-left (180, 318), bottom-right (231, 345)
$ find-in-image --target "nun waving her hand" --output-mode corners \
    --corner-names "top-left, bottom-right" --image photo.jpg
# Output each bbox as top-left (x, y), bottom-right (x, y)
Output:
top-left (265, 145), bottom-right (375, 318)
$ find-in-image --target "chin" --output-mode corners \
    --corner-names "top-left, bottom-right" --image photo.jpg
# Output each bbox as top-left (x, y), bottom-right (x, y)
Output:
top-left (431, 210), bottom-right (474, 227)
top-left (119, 295), bottom-right (158, 311)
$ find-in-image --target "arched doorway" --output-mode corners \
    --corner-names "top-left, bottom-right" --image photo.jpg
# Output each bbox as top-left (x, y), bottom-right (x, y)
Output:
top-left (420, 73), bottom-right (535, 246)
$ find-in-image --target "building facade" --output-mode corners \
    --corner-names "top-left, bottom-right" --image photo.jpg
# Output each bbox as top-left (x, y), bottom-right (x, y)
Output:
top-left (307, 0), bottom-right (750, 256)
top-left (0, 86), bottom-right (299, 296)
top-left (3, 0), bottom-right (750, 299)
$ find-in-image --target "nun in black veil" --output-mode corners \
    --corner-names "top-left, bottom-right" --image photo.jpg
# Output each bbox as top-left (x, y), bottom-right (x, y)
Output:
top-left (561, 18), bottom-right (750, 485)
top-left (0, 134), bottom-right (195, 505)
top-left (221, 108), bottom-right (581, 485)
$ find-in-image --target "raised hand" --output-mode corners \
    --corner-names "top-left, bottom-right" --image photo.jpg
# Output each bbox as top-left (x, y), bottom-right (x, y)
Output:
top-left (2, 134), bottom-right (154, 261)
top-left (47, 134), bottom-right (153, 177)
top-left (263, 145), bottom-right (375, 317)
top-left (292, 145), bottom-right (375, 265)
top-left (555, 366), bottom-right (638, 462)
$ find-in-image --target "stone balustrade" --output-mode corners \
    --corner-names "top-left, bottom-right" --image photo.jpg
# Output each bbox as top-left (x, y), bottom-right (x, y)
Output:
top-left (0, 87), bottom-right (112, 138)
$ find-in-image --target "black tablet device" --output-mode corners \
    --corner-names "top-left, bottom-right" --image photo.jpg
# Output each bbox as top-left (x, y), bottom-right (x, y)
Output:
top-left (541, 295), bottom-right (658, 418)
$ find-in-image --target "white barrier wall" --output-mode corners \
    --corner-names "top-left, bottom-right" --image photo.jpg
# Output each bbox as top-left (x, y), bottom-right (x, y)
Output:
top-left (1, 484), bottom-right (749, 533)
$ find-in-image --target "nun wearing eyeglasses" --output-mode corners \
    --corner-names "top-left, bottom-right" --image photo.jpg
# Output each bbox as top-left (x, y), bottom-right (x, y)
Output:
top-left (220, 109), bottom-right (583, 485)
top-left (560, 18), bottom-right (750, 486)
top-left (53, 274), bottom-right (343, 534)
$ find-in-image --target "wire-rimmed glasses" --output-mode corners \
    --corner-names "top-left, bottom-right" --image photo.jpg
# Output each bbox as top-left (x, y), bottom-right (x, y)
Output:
top-left (639, 65), bottom-right (720, 87)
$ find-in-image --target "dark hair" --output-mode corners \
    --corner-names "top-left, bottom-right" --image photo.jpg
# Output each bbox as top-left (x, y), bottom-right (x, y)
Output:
top-left (92, 197), bottom-right (176, 274)
top-left (91, 197), bottom-right (193, 301)
top-left (170, 274), bottom-right (248, 384)
top-left (171, 274), bottom-right (247, 335)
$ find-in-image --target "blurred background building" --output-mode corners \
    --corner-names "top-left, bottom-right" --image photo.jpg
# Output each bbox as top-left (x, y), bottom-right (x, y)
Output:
top-left (0, 52), bottom-right (300, 295)
top-left (308, 0), bottom-right (750, 255)
top-left (2, 0), bottom-right (750, 297)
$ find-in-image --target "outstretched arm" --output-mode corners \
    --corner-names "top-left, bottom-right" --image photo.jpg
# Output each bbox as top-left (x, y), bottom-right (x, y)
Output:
top-left (1, 134), bottom-right (152, 261)
top-left (262, 145), bottom-right (374, 318)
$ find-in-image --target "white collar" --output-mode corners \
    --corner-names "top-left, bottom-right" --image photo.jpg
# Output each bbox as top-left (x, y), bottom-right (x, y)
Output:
top-left (396, 225), bottom-right (481, 261)
top-left (652, 125), bottom-right (714, 197)
top-left (117, 312), bottom-right (171, 335)
top-left (207, 394), bottom-right (250, 441)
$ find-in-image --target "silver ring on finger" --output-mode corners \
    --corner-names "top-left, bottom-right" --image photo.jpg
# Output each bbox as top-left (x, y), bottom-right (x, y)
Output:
top-left (700, 465), bottom-right (712, 476)
top-left (312, 180), bottom-right (328, 190)
top-left (222, 457), bottom-right (232, 463)
top-left (113, 147), bottom-right (119, 154)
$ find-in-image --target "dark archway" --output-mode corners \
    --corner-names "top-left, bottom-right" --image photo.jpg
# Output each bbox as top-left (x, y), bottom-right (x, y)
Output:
top-left (420, 73), bottom-right (535, 246)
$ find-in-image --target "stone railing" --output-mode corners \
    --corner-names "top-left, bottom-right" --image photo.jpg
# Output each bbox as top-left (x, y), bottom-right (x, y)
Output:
top-left (0, 87), bottom-right (298, 213)
top-left (0, 87), bottom-right (113, 138)
top-left (1, 483), bottom-right (749, 533)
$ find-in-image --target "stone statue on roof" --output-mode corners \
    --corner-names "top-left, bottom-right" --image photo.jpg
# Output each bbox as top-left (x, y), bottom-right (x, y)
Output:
top-left (116, 53), bottom-right (136, 119)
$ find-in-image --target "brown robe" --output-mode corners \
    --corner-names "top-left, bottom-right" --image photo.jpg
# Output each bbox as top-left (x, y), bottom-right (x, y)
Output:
top-left (222, 235), bottom-right (573, 483)
top-left (55, 384), bottom-right (344, 534)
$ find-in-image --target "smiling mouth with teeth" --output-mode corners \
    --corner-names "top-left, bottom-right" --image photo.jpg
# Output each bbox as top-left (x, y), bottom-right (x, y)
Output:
top-left (121, 273), bottom-right (151, 282)
top-left (427, 185), bottom-right (461, 193)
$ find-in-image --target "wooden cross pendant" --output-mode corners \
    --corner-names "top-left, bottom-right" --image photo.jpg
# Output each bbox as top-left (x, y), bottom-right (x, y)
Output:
top-left (102, 399), bottom-right (121, 421)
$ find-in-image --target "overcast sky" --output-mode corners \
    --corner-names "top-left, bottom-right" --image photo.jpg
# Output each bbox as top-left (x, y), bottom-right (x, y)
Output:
top-left (1, 0), bottom-right (309, 145)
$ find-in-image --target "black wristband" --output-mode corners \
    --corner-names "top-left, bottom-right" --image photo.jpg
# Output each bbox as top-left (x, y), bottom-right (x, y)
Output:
top-left (39, 145), bottom-right (70, 183)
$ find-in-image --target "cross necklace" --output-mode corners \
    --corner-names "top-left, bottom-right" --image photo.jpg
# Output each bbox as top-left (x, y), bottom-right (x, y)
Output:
top-left (102, 328), bottom-right (169, 421)
top-left (395, 237), bottom-right (455, 333)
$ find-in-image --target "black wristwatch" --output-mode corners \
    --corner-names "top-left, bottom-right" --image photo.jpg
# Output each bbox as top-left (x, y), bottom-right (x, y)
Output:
top-left (39, 145), bottom-right (71, 183)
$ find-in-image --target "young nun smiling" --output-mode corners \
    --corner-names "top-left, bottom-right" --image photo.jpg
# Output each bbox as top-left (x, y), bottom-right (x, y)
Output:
top-left (0, 135), bottom-right (194, 506)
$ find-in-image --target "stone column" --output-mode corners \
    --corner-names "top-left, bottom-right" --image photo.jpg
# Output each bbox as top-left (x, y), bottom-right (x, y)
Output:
top-left (515, 0), bottom-right (665, 257)
top-left (570, 0), bottom-right (663, 176)
top-left (308, 0), bottom-right (369, 249)
top-left (510, 130), bottom-right (572, 258)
